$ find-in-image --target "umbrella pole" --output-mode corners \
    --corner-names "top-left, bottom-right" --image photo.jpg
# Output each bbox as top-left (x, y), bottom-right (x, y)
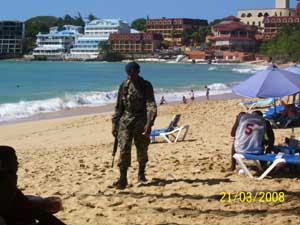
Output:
top-left (274, 98), bottom-right (277, 113)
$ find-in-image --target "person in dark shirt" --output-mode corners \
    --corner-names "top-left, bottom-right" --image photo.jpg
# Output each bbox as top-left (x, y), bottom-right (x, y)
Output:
top-left (0, 146), bottom-right (65, 225)
top-left (252, 110), bottom-right (275, 153)
top-left (112, 62), bottom-right (157, 189)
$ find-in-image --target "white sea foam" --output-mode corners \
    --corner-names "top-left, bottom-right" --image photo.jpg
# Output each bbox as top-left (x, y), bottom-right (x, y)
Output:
top-left (208, 66), bottom-right (217, 71)
top-left (0, 91), bottom-right (117, 122)
top-left (0, 83), bottom-right (233, 122)
top-left (232, 65), bottom-right (267, 74)
top-left (207, 64), bottom-right (266, 74)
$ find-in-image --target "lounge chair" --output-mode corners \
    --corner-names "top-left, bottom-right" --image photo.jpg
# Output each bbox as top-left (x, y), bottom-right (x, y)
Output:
top-left (264, 107), bottom-right (300, 128)
top-left (159, 124), bottom-right (190, 143)
top-left (150, 114), bottom-right (181, 142)
top-left (233, 151), bottom-right (300, 180)
top-left (150, 114), bottom-right (189, 143)
top-left (239, 98), bottom-right (274, 111)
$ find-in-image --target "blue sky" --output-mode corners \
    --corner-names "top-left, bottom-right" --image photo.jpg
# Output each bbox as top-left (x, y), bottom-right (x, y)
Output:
top-left (0, 0), bottom-right (297, 23)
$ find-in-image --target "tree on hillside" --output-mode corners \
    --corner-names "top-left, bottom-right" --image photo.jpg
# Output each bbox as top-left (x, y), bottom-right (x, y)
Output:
top-left (98, 41), bottom-right (123, 61)
top-left (131, 18), bottom-right (147, 31)
top-left (25, 16), bottom-right (59, 52)
top-left (74, 12), bottom-right (85, 27)
top-left (24, 14), bottom-right (87, 53)
top-left (191, 31), bottom-right (201, 46)
top-left (88, 14), bottom-right (97, 22)
top-left (99, 41), bottom-right (111, 54)
top-left (63, 14), bottom-right (75, 25)
top-left (260, 24), bottom-right (300, 63)
top-left (209, 19), bottom-right (222, 27)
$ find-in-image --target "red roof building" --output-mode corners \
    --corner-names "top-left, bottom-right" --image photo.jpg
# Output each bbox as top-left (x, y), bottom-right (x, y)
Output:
top-left (209, 16), bottom-right (258, 51)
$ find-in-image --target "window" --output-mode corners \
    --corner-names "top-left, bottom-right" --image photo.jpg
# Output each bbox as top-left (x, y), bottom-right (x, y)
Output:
top-left (241, 13), bottom-right (246, 18)
top-left (258, 12), bottom-right (263, 17)
top-left (247, 13), bottom-right (252, 17)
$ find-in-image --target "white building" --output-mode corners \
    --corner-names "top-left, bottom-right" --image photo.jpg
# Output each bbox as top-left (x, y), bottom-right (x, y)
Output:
top-left (68, 19), bottom-right (130, 60)
top-left (33, 25), bottom-right (82, 60)
top-left (237, 0), bottom-right (297, 30)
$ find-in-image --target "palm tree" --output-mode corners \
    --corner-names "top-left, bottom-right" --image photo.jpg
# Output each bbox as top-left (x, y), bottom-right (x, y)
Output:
top-left (98, 41), bottom-right (111, 55)
top-left (170, 30), bottom-right (177, 46)
top-left (191, 31), bottom-right (200, 46)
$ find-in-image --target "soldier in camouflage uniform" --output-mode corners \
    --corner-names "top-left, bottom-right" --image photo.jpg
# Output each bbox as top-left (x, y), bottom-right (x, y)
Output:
top-left (112, 62), bottom-right (157, 189)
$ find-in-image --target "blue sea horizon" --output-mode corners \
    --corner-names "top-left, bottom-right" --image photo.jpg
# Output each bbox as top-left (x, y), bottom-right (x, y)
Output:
top-left (0, 61), bottom-right (265, 122)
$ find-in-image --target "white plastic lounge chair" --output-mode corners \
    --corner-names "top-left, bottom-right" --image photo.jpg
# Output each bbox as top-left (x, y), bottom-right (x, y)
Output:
top-left (233, 152), bottom-right (300, 180)
top-left (151, 114), bottom-right (181, 143)
top-left (239, 98), bottom-right (274, 111)
top-left (160, 124), bottom-right (190, 143)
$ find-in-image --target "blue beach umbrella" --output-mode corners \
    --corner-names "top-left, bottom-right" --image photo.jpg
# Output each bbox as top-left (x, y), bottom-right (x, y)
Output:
top-left (232, 65), bottom-right (300, 98)
top-left (285, 65), bottom-right (300, 74)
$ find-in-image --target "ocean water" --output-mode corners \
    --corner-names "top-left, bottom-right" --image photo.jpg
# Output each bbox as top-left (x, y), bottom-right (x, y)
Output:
top-left (0, 61), bottom-right (266, 122)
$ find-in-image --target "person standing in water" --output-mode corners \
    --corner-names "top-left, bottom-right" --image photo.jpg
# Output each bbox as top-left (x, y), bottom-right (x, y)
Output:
top-left (205, 85), bottom-right (210, 100)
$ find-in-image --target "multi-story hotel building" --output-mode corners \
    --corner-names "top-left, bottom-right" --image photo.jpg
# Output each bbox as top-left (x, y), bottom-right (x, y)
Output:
top-left (109, 33), bottom-right (163, 55)
top-left (259, 1), bottom-right (300, 40)
top-left (237, 0), bottom-right (297, 30)
top-left (263, 16), bottom-right (300, 39)
top-left (33, 25), bottom-right (82, 60)
top-left (209, 16), bottom-right (257, 52)
top-left (69, 19), bottom-right (130, 60)
top-left (146, 18), bottom-right (208, 45)
top-left (0, 21), bottom-right (25, 59)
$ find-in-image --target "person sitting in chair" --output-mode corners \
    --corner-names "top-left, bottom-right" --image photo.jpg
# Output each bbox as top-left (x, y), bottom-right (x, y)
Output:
top-left (230, 111), bottom-right (274, 171)
top-left (252, 110), bottom-right (275, 153)
top-left (273, 100), bottom-right (299, 127)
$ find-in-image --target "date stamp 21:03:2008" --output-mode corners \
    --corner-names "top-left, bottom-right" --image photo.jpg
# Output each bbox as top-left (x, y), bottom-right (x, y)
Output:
top-left (219, 192), bottom-right (285, 203)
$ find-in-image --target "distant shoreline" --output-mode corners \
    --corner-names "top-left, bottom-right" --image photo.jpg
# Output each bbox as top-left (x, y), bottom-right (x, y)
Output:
top-left (0, 56), bottom-right (271, 65)
top-left (2, 56), bottom-right (295, 68)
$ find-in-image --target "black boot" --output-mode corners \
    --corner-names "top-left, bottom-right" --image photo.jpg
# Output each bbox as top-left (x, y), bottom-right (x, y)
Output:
top-left (113, 166), bottom-right (128, 189)
top-left (138, 164), bottom-right (147, 183)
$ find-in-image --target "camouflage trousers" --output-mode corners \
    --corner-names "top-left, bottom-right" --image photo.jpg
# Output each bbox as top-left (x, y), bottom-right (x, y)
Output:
top-left (117, 117), bottom-right (150, 168)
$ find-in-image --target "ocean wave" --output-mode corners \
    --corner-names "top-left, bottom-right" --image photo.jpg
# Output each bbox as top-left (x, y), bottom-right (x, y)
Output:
top-left (208, 66), bottom-right (217, 71)
top-left (207, 64), bottom-right (267, 74)
top-left (0, 91), bottom-right (117, 122)
top-left (232, 65), bottom-right (267, 74)
top-left (0, 83), bottom-right (233, 122)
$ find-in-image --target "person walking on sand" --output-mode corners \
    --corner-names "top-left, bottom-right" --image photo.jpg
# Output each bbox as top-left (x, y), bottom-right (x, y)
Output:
top-left (182, 96), bottom-right (187, 104)
top-left (159, 96), bottom-right (167, 105)
top-left (112, 62), bottom-right (157, 190)
top-left (205, 85), bottom-right (210, 100)
top-left (190, 90), bottom-right (195, 101)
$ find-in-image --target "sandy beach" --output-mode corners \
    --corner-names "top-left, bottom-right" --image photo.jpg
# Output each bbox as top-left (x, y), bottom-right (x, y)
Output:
top-left (1, 98), bottom-right (300, 225)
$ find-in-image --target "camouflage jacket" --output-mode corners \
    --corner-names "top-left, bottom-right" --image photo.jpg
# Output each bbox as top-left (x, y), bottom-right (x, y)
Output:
top-left (112, 75), bottom-right (157, 127)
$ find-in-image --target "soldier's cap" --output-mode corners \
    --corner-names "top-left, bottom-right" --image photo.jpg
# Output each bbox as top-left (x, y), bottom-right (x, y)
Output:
top-left (125, 62), bottom-right (140, 73)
